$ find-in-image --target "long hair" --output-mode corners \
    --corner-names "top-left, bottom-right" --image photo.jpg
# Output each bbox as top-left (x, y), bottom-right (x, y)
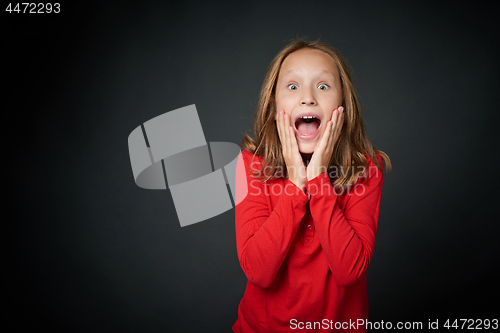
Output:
top-left (241, 38), bottom-right (392, 192)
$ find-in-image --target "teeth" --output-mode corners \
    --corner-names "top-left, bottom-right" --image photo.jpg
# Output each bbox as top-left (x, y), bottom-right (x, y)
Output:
top-left (300, 116), bottom-right (316, 119)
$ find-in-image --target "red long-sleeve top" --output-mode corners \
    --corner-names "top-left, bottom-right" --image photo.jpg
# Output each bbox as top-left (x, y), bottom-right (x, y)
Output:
top-left (232, 149), bottom-right (385, 333)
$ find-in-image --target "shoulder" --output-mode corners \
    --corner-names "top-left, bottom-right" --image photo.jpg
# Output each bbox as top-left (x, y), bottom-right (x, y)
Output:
top-left (365, 152), bottom-right (384, 170)
top-left (241, 149), bottom-right (264, 169)
top-left (362, 152), bottom-right (384, 185)
top-left (241, 149), bottom-right (253, 159)
top-left (241, 149), bottom-right (262, 159)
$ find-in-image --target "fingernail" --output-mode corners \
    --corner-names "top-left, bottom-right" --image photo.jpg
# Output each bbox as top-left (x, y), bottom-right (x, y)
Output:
top-left (339, 106), bottom-right (344, 112)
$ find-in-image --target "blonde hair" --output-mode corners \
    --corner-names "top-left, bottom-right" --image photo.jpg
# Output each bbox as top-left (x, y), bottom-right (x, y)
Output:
top-left (241, 38), bottom-right (392, 191)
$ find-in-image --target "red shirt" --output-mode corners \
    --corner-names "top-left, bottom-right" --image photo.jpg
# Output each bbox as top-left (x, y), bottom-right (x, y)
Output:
top-left (232, 149), bottom-right (385, 332)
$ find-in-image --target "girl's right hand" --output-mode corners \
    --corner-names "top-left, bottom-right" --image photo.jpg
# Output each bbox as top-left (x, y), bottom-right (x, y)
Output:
top-left (276, 109), bottom-right (307, 192)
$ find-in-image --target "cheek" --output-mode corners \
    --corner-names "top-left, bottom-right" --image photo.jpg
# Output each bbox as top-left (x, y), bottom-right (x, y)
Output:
top-left (274, 93), bottom-right (282, 108)
top-left (275, 93), bottom-right (288, 105)
top-left (275, 98), bottom-right (293, 114)
top-left (325, 111), bottom-right (334, 121)
top-left (319, 94), bottom-right (340, 109)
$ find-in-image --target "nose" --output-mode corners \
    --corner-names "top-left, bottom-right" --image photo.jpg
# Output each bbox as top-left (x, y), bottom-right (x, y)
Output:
top-left (300, 87), bottom-right (317, 106)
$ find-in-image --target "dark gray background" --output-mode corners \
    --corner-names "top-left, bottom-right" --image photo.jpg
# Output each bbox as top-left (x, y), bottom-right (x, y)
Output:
top-left (5, 0), bottom-right (499, 331)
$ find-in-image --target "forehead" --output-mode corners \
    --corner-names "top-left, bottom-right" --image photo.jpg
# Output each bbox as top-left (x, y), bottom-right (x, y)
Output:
top-left (279, 48), bottom-right (339, 78)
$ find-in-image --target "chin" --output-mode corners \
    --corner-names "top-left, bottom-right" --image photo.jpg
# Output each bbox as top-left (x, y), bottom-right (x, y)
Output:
top-left (298, 143), bottom-right (317, 155)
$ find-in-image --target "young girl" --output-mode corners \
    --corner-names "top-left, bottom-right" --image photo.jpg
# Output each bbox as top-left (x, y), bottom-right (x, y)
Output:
top-left (232, 39), bottom-right (392, 332)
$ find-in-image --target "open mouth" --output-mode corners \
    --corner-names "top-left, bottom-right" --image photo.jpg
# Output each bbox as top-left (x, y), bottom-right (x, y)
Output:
top-left (294, 115), bottom-right (321, 140)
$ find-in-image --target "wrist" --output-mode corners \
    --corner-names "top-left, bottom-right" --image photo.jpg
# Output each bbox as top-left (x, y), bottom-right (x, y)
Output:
top-left (307, 168), bottom-right (327, 181)
top-left (288, 177), bottom-right (306, 193)
top-left (307, 162), bottom-right (329, 179)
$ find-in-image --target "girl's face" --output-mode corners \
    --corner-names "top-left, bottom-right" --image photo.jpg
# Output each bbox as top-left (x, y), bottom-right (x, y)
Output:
top-left (275, 48), bottom-right (343, 155)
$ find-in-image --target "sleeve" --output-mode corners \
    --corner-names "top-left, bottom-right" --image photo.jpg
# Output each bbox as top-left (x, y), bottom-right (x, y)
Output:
top-left (234, 150), bottom-right (309, 289)
top-left (306, 154), bottom-right (385, 287)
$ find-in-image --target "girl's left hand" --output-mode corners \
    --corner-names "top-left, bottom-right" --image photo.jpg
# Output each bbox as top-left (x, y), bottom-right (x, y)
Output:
top-left (307, 106), bottom-right (344, 181)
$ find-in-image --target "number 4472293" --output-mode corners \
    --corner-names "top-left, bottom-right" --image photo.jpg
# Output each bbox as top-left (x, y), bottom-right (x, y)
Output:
top-left (444, 319), bottom-right (498, 330)
top-left (5, 3), bottom-right (60, 14)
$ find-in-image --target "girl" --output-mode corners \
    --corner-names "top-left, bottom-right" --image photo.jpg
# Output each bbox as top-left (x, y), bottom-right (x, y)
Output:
top-left (232, 39), bottom-right (392, 333)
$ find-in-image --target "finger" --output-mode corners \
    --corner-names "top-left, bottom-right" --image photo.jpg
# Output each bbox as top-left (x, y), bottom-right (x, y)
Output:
top-left (276, 110), bottom-right (283, 143)
top-left (278, 111), bottom-right (291, 166)
top-left (309, 119), bottom-right (331, 167)
top-left (288, 125), bottom-right (305, 177)
top-left (316, 119), bottom-right (332, 155)
top-left (289, 126), bottom-right (300, 156)
top-left (325, 109), bottom-right (338, 143)
top-left (280, 111), bottom-right (291, 163)
top-left (324, 110), bottom-right (340, 156)
top-left (330, 108), bottom-right (342, 137)
top-left (331, 107), bottom-right (341, 127)
top-left (329, 110), bottom-right (344, 150)
top-left (318, 108), bottom-right (338, 151)
top-left (278, 110), bottom-right (286, 152)
top-left (284, 113), bottom-right (302, 166)
top-left (288, 122), bottom-right (301, 157)
top-left (332, 109), bottom-right (344, 140)
top-left (284, 112), bottom-right (292, 157)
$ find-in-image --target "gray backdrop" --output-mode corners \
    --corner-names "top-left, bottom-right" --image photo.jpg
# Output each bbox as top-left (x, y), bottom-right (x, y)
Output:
top-left (5, 0), bottom-right (499, 331)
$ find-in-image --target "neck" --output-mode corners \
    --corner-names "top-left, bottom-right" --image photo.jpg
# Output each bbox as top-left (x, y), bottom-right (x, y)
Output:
top-left (300, 152), bottom-right (312, 166)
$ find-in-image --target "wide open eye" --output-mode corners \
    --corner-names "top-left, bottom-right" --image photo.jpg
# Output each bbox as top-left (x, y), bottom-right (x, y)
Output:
top-left (288, 83), bottom-right (298, 90)
top-left (318, 83), bottom-right (329, 90)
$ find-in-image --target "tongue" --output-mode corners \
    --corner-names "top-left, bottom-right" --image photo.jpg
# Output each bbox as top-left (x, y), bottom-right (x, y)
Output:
top-left (296, 120), bottom-right (319, 135)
